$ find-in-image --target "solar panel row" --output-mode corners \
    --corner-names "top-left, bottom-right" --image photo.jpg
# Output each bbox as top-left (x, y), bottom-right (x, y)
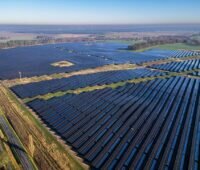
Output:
top-left (11, 68), bottom-right (166, 99)
top-left (27, 77), bottom-right (200, 169)
top-left (151, 59), bottom-right (200, 72)
top-left (189, 71), bottom-right (200, 77)
top-left (0, 42), bottom-right (198, 79)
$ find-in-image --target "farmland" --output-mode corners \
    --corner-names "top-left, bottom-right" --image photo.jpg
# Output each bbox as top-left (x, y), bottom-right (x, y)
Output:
top-left (0, 41), bottom-right (200, 169)
top-left (149, 43), bottom-right (200, 51)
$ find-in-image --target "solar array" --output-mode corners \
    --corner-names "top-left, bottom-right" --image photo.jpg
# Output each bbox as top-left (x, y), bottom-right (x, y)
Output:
top-left (0, 42), bottom-right (199, 79)
top-left (87, 49), bottom-right (199, 65)
top-left (141, 49), bottom-right (199, 58)
top-left (151, 59), bottom-right (200, 72)
top-left (189, 71), bottom-right (200, 77)
top-left (11, 68), bottom-right (166, 99)
top-left (0, 43), bottom-right (111, 79)
top-left (2, 42), bottom-right (200, 169)
top-left (28, 77), bottom-right (200, 169)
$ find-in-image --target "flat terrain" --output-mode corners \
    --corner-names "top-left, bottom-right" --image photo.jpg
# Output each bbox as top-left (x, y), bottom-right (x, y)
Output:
top-left (137, 43), bottom-right (200, 51)
top-left (0, 42), bottom-right (198, 80)
top-left (28, 76), bottom-right (200, 169)
top-left (0, 41), bottom-right (199, 169)
top-left (51, 61), bottom-right (74, 68)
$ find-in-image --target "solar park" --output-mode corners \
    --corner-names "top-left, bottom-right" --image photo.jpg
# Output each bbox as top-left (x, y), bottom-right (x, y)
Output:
top-left (0, 42), bottom-right (199, 169)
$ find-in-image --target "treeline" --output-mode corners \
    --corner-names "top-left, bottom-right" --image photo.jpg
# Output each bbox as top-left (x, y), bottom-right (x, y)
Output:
top-left (0, 36), bottom-right (9, 40)
top-left (0, 37), bottom-right (93, 49)
top-left (128, 35), bottom-right (200, 51)
top-left (0, 40), bottom-right (41, 48)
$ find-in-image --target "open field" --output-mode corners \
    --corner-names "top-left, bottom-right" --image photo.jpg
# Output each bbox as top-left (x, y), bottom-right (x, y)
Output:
top-left (0, 30), bottom-right (194, 49)
top-left (135, 43), bottom-right (200, 52)
top-left (51, 61), bottom-right (74, 68)
top-left (157, 43), bottom-right (200, 51)
top-left (0, 41), bottom-right (200, 169)
top-left (0, 32), bottom-right (92, 48)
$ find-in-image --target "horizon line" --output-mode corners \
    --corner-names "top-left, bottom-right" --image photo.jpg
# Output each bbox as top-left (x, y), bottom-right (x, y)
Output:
top-left (0, 23), bottom-right (200, 26)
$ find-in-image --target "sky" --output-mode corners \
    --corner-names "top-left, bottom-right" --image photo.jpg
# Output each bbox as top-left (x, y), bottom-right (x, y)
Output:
top-left (0, 0), bottom-right (200, 25)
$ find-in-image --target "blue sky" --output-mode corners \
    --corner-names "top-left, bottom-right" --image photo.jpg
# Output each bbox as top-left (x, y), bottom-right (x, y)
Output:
top-left (0, 0), bottom-right (199, 24)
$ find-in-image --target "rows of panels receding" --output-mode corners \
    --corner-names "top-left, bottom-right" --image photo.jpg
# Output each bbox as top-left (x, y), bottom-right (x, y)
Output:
top-left (0, 43), bottom-right (111, 79)
top-left (189, 71), bottom-right (200, 77)
top-left (0, 42), bottom-right (199, 79)
top-left (85, 49), bottom-right (199, 65)
top-left (27, 76), bottom-right (200, 169)
top-left (140, 49), bottom-right (199, 58)
top-left (150, 59), bottom-right (200, 72)
top-left (11, 68), bottom-right (166, 99)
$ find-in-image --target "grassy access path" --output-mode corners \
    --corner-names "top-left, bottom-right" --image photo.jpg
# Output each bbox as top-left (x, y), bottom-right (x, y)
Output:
top-left (23, 67), bottom-right (200, 103)
top-left (4, 53), bottom-right (200, 88)
top-left (0, 110), bottom-right (22, 170)
top-left (3, 64), bottom-right (136, 87)
top-left (0, 84), bottom-right (87, 170)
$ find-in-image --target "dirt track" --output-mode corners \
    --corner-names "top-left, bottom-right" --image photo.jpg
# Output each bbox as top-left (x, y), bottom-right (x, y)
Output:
top-left (0, 85), bottom-right (85, 170)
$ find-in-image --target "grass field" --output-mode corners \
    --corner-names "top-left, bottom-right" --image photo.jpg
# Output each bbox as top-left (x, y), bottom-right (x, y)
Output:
top-left (135, 43), bottom-right (200, 52)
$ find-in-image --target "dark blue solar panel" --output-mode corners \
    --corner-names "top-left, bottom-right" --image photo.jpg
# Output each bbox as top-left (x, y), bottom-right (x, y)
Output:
top-left (151, 59), bottom-right (200, 72)
top-left (27, 77), bottom-right (200, 169)
top-left (11, 68), bottom-right (167, 98)
top-left (0, 42), bottom-right (198, 79)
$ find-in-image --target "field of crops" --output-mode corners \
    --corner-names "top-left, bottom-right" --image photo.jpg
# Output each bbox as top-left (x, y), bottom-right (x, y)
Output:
top-left (27, 77), bottom-right (200, 169)
top-left (0, 42), bottom-right (199, 79)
